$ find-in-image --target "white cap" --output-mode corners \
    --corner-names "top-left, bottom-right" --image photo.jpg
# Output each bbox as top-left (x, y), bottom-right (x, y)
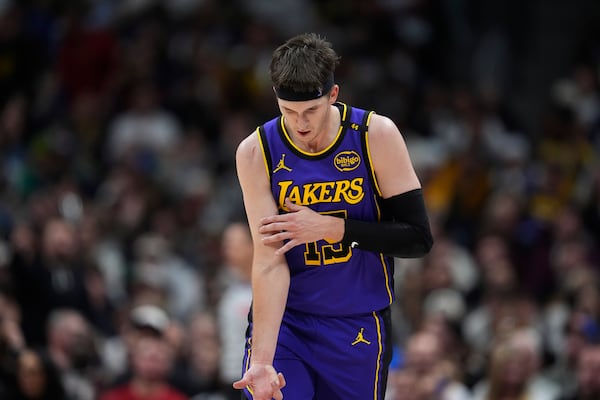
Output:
top-left (130, 304), bottom-right (170, 335)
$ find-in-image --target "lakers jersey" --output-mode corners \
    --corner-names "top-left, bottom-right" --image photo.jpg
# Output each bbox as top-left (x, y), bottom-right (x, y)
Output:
top-left (257, 102), bottom-right (395, 316)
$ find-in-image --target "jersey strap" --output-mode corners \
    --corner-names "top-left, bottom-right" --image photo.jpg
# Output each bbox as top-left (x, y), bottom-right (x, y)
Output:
top-left (337, 102), bottom-right (381, 198)
top-left (257, 123), bottom-right (275, 184)
top-left (339, 103), bottom-right (373, 135)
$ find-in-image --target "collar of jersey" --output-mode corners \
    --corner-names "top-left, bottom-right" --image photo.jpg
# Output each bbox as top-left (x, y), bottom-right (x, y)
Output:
top-left (279, 102), bottom-right (348, 157)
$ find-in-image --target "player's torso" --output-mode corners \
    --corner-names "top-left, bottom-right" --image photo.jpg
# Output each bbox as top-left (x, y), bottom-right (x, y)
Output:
top-left (258, 102), bottom-right (395, 315)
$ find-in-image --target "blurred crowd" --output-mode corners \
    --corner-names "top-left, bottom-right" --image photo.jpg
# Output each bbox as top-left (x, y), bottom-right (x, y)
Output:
top-left (0, 0), bottom-right (599, 399)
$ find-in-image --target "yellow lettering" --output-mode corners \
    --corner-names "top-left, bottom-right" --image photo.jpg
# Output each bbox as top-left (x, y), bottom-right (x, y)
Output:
top-left (277, 178), bottom-right (364, 207)
top-left (317, 182), bottom-right (335, 203)
top-left (302, 183), bottom-right (321, 205)
top-left (278, 181), bottom-right (293, 210)
top-left (332, 180), bottom-right (351, 202)
top-left (345, 178), bottom-right (365, 204)
top-left (287, 185), bottom-right (302, 205)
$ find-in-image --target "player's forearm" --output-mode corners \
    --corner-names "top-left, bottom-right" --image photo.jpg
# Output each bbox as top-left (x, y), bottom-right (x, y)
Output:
top-left (249, 261), bottom-right (290, 365)
top-left (341, 219), bottom-right (433, 257)
top-left (341, 189), bottom-right (433, 258)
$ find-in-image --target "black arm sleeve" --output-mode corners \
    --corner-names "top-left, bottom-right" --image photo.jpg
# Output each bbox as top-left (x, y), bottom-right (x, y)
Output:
top-left (340, 188), bottom-right (433, 258)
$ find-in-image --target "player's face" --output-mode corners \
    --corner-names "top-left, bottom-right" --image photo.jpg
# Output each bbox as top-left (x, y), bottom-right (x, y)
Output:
top-left (277, 86), bottom-right (339, 150)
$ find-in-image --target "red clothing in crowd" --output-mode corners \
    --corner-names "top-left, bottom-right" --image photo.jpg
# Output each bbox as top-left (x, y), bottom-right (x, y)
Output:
top-left (99, 384), bottom-right (188, 400)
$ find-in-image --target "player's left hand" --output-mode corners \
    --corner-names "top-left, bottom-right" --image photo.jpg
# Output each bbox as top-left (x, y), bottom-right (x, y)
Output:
top-left (233, 364), bottom-right (286, 400)
top-left (259, 198), bottom-right (343, 255)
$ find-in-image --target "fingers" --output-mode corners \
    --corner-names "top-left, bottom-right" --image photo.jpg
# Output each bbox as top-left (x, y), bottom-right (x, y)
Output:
top-left (259, 221), bottom-right (286, 234)
top-left (232, 377), bottom-right (248, 390)
top-left (261, 230), bottom-right (288, 243)
top-left (272, 373), bottom-right (286, 400)
top-left (259, 198), bottom-right (302, 225)
top-left (285, 197), bottom-right (302, 210)
top-left (259, 214), bottom-right (281, 226)
top-left (234, 366), bottom-right (285, 400)
top-left (258, 226), bottom-right (296, 255)
top-left (278, 372), bottom-right (286, 388)
top-left (274, 240), bottom-right (296, 256)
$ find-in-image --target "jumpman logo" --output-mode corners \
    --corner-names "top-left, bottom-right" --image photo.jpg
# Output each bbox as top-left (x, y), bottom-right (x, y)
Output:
top-left (351, 328), bottom-right (371, 346)
top-left (273, 154), bottom-right (292, 173)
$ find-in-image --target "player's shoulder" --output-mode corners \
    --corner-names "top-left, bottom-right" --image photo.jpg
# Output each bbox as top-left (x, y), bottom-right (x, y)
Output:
top-left (236, 129), bottom-right (260, 153)
top-left (235, 129), bottom-right (263, 163)
top-left (366, 112), bottom-right (403, 141)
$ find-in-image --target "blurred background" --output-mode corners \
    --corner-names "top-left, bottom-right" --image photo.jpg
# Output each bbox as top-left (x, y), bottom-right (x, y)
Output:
top-left (0, 0), bottom-right (599, 399)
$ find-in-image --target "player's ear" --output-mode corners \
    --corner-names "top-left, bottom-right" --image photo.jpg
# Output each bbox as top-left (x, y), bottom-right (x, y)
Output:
top-left (328, 85), bottom-right (339, 103)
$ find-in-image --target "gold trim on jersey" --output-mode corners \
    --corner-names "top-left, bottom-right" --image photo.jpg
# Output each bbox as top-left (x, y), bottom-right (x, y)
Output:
top-left (380, 253), bottom-right (393, 305)
top-left (340, 101), bottom-right (349, 121)
top-left (372, 191), bottom-right (392, 305)
top-left (243, 337), bottom-right (253, 395)
top-left (256, 128), bottom-right (271, 179)
top-left (363, 114), bottom-right (382, 197)
top-left (373, 312), bottom-right (383, 400)
top-left (280, 113), bottom-right (344, 157)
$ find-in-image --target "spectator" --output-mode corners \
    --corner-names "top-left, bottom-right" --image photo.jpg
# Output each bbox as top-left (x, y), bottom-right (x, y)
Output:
top-left (77, 190), bottom-right (128, 309)
top-left (215, 221), bottom-right (253, 399)
top-left (387, 367), bottom-right (422, 400)
top-left (55, 5), bottom-right (120, 103)
top-left (184, 310), bottom-right (226, 399)
top-left (0, 286), bottom-right (25, 397)
top-left (472, 329), bottom-right (560, 400)
top-left (561, 344), bottom-right (600, 400)
top-left (9, 217), bottom-right (91, 346)
top-left (403, 330), bottom-right (472, 400)
top-left (545, 310), bottom-right (600, 399)
top-left (105, 79), bottom-right (182, 166)
top-left (13, 348), bottom-right (68, 400)
top-left (131, 232), bottom-right (204, 322)
top-left (45, 308), bottom-right (99, 400)
top-left (98, 334), bottom-right (186, 400)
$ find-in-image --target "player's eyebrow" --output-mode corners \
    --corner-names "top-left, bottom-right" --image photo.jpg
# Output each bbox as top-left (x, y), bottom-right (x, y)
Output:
top-left (282, 105), bottom-right (318, 113)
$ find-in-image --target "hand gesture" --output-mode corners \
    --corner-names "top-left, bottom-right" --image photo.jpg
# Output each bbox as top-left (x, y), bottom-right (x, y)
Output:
top-left (259, 198), bottom-right (342, 255)
top-left (233, 363), bottom-right (286, 400)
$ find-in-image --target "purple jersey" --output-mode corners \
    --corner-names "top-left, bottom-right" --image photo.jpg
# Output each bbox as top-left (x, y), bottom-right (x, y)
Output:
top-left (258, 102), bottom-right (395, 316)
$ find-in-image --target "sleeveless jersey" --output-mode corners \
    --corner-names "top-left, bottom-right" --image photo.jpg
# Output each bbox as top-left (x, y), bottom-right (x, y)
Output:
top-left (257, 102), bottom-right (395, 316)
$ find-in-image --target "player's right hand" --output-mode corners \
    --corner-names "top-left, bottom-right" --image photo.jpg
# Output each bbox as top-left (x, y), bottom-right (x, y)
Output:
top-left (233, 363), bottom-right (286, 400)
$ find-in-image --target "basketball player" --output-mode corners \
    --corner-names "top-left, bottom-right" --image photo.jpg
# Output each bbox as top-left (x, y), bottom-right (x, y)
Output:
top-left (233, 33), bottom-right (433, 400)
